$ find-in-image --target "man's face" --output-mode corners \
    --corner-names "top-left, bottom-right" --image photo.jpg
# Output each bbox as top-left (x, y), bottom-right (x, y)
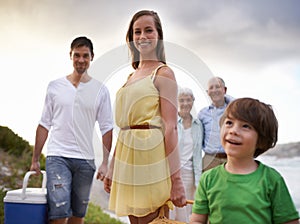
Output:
top-left (70, 46), bottom-right (93, 75)
top-left (207, 78), bottom-right (226, 104)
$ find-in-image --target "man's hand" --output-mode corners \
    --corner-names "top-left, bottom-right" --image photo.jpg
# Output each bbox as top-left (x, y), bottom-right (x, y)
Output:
top-left (96, 163), bottom-right (108, 181)
top-left (30, 161), bottom-right (41, 175)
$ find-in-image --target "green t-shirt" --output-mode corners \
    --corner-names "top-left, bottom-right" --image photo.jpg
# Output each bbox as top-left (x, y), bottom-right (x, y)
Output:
top-left (192, 161), bottom-right (299, 224)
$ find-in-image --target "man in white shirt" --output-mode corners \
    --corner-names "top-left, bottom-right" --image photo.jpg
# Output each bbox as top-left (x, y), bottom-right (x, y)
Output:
top-left (30, 36), bottom-right (113, 224)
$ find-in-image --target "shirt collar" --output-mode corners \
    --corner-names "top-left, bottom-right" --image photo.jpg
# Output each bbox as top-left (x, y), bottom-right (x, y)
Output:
top-left (208, 95), bottom-right (233, 110)
top-left (178, 114), bottom-right (200, 124)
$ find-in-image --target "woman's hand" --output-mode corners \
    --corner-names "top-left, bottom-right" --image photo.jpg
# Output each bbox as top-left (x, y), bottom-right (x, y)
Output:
top-left (170, 175), bottom-right (187, 207)
top-left (103, 159), bottom-right (114, 193)
top-left (103, 174), bottom-right (112, 193)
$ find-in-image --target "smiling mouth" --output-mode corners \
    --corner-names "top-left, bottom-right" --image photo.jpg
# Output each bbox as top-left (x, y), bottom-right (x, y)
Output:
top-left (138, 42), bottom-right (151, 46)
top-left (77, 63), bottom-right (87, 67)
top-left (211, 93), bottom-right (220, 97)
top-left (226, 139), bottom-right (242, 145)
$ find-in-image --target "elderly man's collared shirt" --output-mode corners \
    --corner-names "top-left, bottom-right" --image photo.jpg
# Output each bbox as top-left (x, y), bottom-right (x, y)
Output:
top-left (198, 95), bottom-right (234, 154)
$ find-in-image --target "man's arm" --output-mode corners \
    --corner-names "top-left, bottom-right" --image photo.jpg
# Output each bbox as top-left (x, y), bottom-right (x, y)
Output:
top-left (30, 125), bottom-right (48, 174)
top-left (96, 129), bottom-right (112, 181)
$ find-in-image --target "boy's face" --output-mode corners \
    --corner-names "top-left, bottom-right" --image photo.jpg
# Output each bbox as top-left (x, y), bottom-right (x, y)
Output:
top-left (70, 46), bottom-right (93, 75)
top-left (220, 116), bottom-right (258, 159)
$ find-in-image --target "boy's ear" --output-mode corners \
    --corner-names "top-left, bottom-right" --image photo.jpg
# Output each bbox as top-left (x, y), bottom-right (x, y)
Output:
top-left (255, 139), bottom-right (267, 157)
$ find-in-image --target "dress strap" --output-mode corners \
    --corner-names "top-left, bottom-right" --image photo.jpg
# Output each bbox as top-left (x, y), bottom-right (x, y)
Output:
top-left (122, 72), bottom-right (134, 87)
top-left (151, 64), bottom-right (168, 82)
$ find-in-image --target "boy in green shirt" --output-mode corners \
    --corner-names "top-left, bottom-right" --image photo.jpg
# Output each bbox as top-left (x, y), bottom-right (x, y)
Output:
top-left (190, 97), bottom-right (299, 224)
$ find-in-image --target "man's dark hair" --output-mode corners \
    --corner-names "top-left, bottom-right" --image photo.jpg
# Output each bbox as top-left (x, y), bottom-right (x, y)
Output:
top-left (70, 36), bottom-right (94, 58)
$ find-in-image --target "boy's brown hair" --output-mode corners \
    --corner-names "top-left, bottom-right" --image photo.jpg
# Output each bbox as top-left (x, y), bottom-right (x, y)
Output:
top-left (220, 97), bottom-right (278, 157)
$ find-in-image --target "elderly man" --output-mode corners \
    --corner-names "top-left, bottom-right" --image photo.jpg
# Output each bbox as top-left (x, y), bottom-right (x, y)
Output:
top-left (198, 77), bottom-right (234, 172)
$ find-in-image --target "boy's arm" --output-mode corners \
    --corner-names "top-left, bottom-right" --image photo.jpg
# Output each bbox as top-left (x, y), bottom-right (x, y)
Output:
top-left (190, 213), bottom-right (208, 224)
top-left (284, 219), bottom-right (299, 224)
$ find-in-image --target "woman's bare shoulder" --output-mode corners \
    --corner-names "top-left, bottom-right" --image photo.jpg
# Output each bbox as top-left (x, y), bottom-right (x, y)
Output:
top-left (156, 65), bottom-right (175, 79)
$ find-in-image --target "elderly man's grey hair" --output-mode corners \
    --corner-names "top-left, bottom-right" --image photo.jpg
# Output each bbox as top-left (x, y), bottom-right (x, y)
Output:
top-left (178, 87), bottom-right (195, 100)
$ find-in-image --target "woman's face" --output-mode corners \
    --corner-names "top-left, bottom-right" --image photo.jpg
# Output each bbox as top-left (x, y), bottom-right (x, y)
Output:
top-left (178, 94), bottom-right (194, 115)
top-left (132, 15), bottom-right (159, 58)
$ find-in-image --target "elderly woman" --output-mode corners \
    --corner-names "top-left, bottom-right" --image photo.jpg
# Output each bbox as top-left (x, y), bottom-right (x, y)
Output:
top-left (170, 87), bottom-right (204, 222)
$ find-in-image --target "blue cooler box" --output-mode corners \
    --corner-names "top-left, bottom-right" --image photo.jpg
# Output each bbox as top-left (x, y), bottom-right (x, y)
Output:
top-left (4, 171), bottom-right (48, 224)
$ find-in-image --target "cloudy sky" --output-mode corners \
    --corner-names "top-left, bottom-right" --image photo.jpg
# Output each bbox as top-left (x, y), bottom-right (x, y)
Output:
top-left (1, 0), bottom-right (300, 145)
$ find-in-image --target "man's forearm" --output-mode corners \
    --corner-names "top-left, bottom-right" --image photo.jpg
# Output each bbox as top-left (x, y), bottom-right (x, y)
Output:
top-left (101, 129), bottom-right (112, 164)
top-left (32, 125), bottom-right (48, 162)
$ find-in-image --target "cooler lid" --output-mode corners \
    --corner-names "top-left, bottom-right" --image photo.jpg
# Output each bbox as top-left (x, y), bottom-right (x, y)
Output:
top-left (4, 188), bottom-right (47, 204)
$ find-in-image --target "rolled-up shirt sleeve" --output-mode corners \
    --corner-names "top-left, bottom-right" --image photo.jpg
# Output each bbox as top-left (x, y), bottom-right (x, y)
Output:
top-left (39, 83), bottom-right (53, 131)
top-left (96, 85), bottom-right (113, 136)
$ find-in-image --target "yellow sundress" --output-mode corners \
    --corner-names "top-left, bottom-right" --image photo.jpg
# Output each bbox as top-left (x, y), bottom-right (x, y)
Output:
top-left (109, 65), bottom-right (171, 217)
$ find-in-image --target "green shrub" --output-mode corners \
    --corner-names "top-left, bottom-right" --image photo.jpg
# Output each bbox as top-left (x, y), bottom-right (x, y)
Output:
top-left (85, 203), bottom-right (126, 224)
top-left (0, 126), bottom-right (31, 157)
top-left (0, 126), bottom-right (46, 190)
top-left (0, 188), bottom-right (5, 224)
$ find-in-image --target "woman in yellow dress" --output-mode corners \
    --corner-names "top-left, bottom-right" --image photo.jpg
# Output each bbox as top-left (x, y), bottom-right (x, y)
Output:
top-left (104, 10), bottom-right (187, 224)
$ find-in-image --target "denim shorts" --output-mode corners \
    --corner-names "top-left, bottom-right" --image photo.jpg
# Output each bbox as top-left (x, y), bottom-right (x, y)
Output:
top-left (46, 156), bottom-right (96, 220)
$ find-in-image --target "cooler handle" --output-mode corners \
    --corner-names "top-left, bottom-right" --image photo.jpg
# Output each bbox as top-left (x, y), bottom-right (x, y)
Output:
top-left (21, 170), bottom-right (47, 200)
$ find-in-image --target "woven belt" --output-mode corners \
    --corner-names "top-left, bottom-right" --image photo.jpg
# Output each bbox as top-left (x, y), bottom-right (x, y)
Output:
top-left (121, 125), bottom-right (161, 130)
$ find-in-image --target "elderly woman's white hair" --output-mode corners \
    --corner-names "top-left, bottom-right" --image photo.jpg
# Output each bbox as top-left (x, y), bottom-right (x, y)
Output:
top-left (178, 87), bottom-right (195, 100)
